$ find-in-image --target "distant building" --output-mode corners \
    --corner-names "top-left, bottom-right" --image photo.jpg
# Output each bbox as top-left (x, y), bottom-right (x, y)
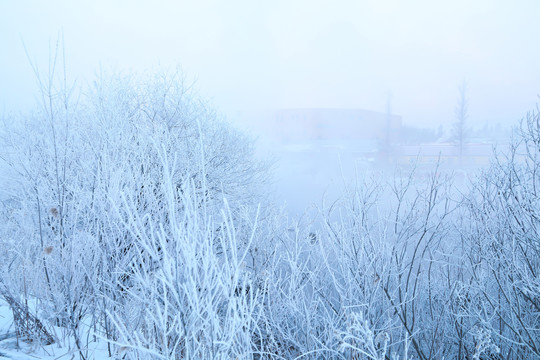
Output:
top-left (270, 108), bottom-right (402, 143)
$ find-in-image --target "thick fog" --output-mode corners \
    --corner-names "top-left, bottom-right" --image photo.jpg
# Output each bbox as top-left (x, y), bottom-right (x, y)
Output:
top-left (2, 0), bottom-right (540, 213)
top-left (2, 3), bottom-right (540, 359)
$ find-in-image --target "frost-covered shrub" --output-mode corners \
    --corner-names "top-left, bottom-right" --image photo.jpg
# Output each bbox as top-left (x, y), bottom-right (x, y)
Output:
top-left (106, 149), bottom-right (263, 359)
top-left (461, 111), bottom-right (540, 359)
top-left (0, 67), bottom-right (269, 356)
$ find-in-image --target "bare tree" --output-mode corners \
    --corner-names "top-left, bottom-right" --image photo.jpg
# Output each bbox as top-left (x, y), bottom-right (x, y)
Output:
top-left (453, 80), bottom-right (469, 165)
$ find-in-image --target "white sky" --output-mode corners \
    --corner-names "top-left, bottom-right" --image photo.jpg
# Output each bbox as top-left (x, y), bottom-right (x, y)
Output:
top-left (1, 0), bottom-right (540, 129)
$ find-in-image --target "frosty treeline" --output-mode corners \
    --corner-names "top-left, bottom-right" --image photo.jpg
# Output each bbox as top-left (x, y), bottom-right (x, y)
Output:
top-left (0, 68), bottom-right (538, 360)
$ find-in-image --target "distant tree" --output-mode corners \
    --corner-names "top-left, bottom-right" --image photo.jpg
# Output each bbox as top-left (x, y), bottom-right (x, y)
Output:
top-left (452, 80), bottom-right (469, 163)
top-left (383, 91), bottom-right (393, 160)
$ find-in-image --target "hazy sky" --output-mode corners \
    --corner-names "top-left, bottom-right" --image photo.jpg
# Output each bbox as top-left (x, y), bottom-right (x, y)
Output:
top-left (1, 0), bottom-right (540, 130)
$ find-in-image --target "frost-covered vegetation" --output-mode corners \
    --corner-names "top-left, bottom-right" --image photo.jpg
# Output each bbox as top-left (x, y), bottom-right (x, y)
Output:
top-left (0, 67), bottom-right (539, 359)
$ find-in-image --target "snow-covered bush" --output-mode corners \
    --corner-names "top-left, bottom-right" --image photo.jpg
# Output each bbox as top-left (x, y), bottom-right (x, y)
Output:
top-left (0, 65), bottom-right (270, 357)
top-left (105, 148), bottom-right (263, 358)
top-left (315, 167), bottom-right (457, 360)
top-left (460, 111), bottom-right (540, 359)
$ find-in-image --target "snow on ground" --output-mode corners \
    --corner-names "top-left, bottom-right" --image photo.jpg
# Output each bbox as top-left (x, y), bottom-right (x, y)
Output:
top-left (0, 300), bottom-right (115, 360)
